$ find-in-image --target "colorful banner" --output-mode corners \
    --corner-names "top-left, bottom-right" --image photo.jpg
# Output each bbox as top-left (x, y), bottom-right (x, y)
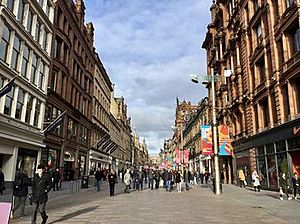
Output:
top-left (201, 125), bottom-right (213, 156)
top-left (218, 125), bottom-right (233, 156)
top-left (175, 147), bottom-right (181, 164)
top-left (183, 149), bottom-right (189, 164)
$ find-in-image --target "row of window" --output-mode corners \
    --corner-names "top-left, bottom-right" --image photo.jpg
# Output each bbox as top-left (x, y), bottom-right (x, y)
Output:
top-left (0, 23), bottom-right (48, 91)
top-left (0, 76), bottom-right (42, 127)
top-left (6, 0), bottom-right (52, 53)
top-left (45, 104), bottom-right (89, 145)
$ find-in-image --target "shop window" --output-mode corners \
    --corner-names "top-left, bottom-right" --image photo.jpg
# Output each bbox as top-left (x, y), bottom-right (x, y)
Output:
top-left (267, 154), bottom-right (278, 189)
top-left (276, 141), bottom-right (286, 152)
top-left (277, 153), bottom-right (288, 175)
top-left (266, 143), bottom-right (275, 154)
top-left (0, 24), bottom-right (11, 62)
top-left (17, 148), bottom-right (38, 178)
top-left (4, 85), bottom-right (15, 116)
top-left (287, 137), bottom-right (300, 150)
top-left (257, 156), bottom-right (267, 187)
top-left (25, 94), bottom-right (33, 123)
top-left (11, 35), bottom-right (21, 70)
top-left (21, 45), bottom-right (30, 78)
top-left (15, 88), bottom-right (25, 120)
top-left (257, 146), bottom-right (265, 155)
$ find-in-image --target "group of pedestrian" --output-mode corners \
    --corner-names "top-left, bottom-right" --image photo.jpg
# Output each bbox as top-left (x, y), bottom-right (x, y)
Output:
top-left (238, 168), bottom-right (300, 201)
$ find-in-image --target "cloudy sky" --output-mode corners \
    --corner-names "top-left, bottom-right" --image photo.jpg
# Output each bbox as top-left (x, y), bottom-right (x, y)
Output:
top-left (85, 0), bottom-right (212, 154)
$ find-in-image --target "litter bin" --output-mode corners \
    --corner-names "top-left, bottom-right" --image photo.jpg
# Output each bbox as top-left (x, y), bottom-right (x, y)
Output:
top-left (81, 176), bottom-right (89, 189)
top-left (212, 177), bottom-right (222, 194)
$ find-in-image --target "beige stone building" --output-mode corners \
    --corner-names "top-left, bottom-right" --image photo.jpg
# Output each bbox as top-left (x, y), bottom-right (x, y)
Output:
top-left (110, 95), bottom-right (132, 171)
top-left (202, 0), bottom-right (300, 189)
top-left (132, 132), bottom-right (148, 166)
top-left (89, 53), bottom-right (114, 173)
top-left (0, 0), bottom-right (54, 181)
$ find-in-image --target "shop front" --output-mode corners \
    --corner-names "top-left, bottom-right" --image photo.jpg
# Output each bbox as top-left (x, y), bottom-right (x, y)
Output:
top-left (233, 117), bottom-right (300, 190)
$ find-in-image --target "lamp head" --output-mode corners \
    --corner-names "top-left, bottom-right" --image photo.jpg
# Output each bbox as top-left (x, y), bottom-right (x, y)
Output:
top-left (190, 74), bottom-right (199, 83)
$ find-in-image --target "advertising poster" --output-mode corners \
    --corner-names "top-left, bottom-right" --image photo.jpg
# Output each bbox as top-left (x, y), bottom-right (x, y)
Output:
top-left (218, 125), bottom-right (233, 156)
top-left (201, 125), bottom-right (213, 156)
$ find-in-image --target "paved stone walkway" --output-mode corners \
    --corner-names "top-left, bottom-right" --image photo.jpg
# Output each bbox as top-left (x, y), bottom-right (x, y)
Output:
top-left (9, 183), bottom-right (300, 224)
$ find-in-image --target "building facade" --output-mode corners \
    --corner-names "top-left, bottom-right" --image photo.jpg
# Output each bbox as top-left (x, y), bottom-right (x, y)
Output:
top-left (89, 53), bottom-right (114, 174)
top-left (0, 0), bottom-right (54, 181)
top-left (202, 0), bottom-right (300, 189)
top-left (44, 0), bottom-right (95, 180)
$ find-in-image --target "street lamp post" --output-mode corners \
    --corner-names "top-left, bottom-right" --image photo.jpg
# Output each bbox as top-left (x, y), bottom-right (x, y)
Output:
top-left (191, 69), bottom-right (221, 195)
top-left (210, 68), bottom-right (221, 195)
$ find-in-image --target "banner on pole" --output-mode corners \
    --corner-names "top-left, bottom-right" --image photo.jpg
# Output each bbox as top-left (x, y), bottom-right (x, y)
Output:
top-left (218, 125), bottom-right (233, 156)
top-left (183, 149), bottom-right (189, 164)
top-left (175, 147), bottom-right (181, 164)
top-left (201, 125), bottom-right (213, 156)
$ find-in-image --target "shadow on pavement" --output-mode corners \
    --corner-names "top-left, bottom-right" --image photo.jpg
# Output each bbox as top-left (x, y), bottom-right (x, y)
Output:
top-left (47, 205), bottom-right (99, 223)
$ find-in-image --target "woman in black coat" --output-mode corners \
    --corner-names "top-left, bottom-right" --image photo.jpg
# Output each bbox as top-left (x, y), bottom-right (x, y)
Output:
top-left (31, 164), bottom-right (53, 224)
top-left (108, 170), bottom-right (117, 196)
top-left (12, 170), bottom-right (31, 217)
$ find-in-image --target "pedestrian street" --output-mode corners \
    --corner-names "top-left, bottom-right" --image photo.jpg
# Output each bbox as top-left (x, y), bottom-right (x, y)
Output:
top-left (9, 182), bottom-right (300, 224)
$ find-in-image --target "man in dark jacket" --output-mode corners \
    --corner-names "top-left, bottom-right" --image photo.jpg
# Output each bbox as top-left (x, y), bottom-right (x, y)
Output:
top-left (108, 170), bottom-right (117, 196)
top-left (31, 164), bottom-right (53, 224)
top-left (52, 168), bottom-right (61, 191)
top-left (12, 169), bottom-right (31, 218)
top-left (95, 167), bottom-right (103, 192)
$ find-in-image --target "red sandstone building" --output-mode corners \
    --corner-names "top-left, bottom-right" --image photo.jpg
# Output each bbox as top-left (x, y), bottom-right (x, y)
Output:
top-left (202, 0), bottom-right (300, 190)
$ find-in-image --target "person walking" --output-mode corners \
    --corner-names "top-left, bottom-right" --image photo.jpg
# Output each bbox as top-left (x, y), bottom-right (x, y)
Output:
top-left (148, 168), bottom-right (154, 190)
top-left (238, 169), bottom-right (246, 188)
top-left (292, 172), bottom-right (299, 199)
top-left (183, 168), bottom-right (190, 191)
top-left (0, 168), bottom-right (4, 195)
top-left (95, 167), bottom-right (103, 192)
top-left (31, 164), bottom-right (53, 224)
top-left (279, 172), bottom-right (292, 200)
top-left (252, 170), bottom-right (261, 192)
top-left (137, 168), bottom-right (144, 191)
top-left (52, 168), bottom-right (61, 191)
top-left (11, 169), bottom-right (31, 218)
top-left (123, 169), bottom-right (132, 194)
top-left (108, 170), bottom-right (117, 196)
top-left (175, 171), bottom-right (182, 193)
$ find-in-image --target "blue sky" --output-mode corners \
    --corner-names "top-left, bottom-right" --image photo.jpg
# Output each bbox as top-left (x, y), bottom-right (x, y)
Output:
top-left (85, 0), bottom-right (212, 154)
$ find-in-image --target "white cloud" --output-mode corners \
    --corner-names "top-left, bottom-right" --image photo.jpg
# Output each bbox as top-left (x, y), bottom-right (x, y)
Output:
top-left (85, 0), bottom-right (212, 154)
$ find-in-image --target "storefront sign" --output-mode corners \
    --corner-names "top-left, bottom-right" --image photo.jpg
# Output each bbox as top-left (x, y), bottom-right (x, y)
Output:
top-left (201, 125), bottom-right (213, 155)
top-left (293, 126), bottom-right (300, 136)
